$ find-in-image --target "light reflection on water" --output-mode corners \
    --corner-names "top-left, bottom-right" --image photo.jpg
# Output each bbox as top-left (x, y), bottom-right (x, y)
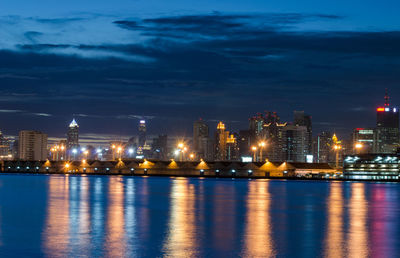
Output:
top-left (0, 175), bottom-right (399, 257)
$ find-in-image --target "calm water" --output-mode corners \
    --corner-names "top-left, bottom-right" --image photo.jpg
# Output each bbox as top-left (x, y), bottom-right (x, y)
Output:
top-left (0, 175), bottom-right (399, 257)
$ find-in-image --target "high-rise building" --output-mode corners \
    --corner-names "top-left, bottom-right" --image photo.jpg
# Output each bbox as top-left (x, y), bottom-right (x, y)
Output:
top-left (262, 112), bottom-right (287, 162)
top-left (214, 122), bottom-right (228, 161)
top-left (152, 135), bottom-right (168, 160)
top-left (67, 119), bottom-right (79, 150)
top-left (374, 92), bottom-right (399, 153)
top-left (193, 119), bottom-right (209, 159)
top-left (226, 133), bottom-right (239, 161)
top-left (352, 128), bottom-right (374, 154)
top-left (238, 130), bottom-right (251, 157)
top-left (214, 122), bottom-right (238, 161)
top-left (0, 131), bottom-right (11, 159)
top-left (293, 111), bottom-right (312, 156)
top-left (313, 131), bottom-right (334, 163)
top-left (283, 124), bottom-right (309, 162)
top-left (18, 130), bottom-right (48, 161)
top-left (138, 120), bottom-right (146, 147)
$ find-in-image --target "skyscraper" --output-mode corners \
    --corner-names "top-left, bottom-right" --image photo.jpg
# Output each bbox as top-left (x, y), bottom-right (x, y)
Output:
top-left (293, 111), bottom-right (312, 156)
top-left (352, 128), bottom-right (374, 154)
top-left (18, 130), bottom-right (48, 161)
top-left (283, 124), bottom-right (309, 162)
top-left (262, 112), bottom-right (287, 162)
top-left (138, 120), bottom-right (146, 147)
top-left (374, 91), bottom-right (399, 153)
top-left (193, 119), bottom-right (209, 159)
top-left (214, 122), bottom-right (228, 161)
top-left (0, 130), bottom-right (11, 159)
top-left (313, 131), bottom-right (334, 163)
top-left (67, 119), bottom-right (79, 150)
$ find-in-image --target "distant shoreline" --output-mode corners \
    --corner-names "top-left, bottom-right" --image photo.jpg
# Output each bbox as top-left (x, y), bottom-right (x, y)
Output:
top-left (1, 171), bottom-right (399, 183)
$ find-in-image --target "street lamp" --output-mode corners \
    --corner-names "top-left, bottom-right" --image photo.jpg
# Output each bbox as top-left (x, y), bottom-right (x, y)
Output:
top-left (258, 141), bottom-right (266, 162)
top-left (354, 143), bottom-right (364, 154)
top-left (251, 146), bottom-right (257, 162)
top-left (333, 144), bottom-right (342, 168)
top-left (72, 148), bottom-right (78, 161)
top-left (177, 142), bottom-right (186, 161)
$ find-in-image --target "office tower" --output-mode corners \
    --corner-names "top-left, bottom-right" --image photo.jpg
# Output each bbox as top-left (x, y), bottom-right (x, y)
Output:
top-left (283, 124), bottom-right (309, 162)
top-left (314, 131), bottom-right (334, 163)
top-left (249, 113), bottom-right (265, 142)
top-left (293, 111), bottom-right (312, 155)
top-left (238, 130), bottom-right (252, 157)
top-left (214, 122), bottom-right (228, 161)
top-left (193, 119), bottom-right (209, 159)
top-left (226, 133), bottom-right (239, 161)
top-left (262, 112), bottom-right (287, 162)
top-left (214, 122), bottom-right (238, 161)
top-left (18, 130), bottom-right (48, 161)
top-left (352, 128), bottom-right (374, 154)
top-left (0, 131), bottom-right (11, 159)
top-left (374, 91), bottom-right (399, 153)
top-left (138, 120), bottom-right (146, 147)
top-left (67, 119), bottom-right (79, 150)
top-left (152, 134), bottom-right (168, 160)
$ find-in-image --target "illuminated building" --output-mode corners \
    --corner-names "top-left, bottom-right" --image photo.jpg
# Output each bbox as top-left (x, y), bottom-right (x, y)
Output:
top-left (373, 91), bottom-right (399, 153)
top-left (226, 133), bottom-right (239, 161)
top-left (0, 130), bottom-right (12, 160)
top-left (214, 122), bottom-right (238, 161)
top-left (313, 131), bottom-right (334, 163)
top-left (67, 119), bottom-right (79, 150)
top-left (18, 130), bottom-right (48, 161)
top-left (343, 154), bottom-right (399, 180)
top-left (352, 128), bottom-right (374, 154)
top-left (138, 120), bottom-right (146, 147)
top-left (249, 113), bottom-right (265, 141)
top-left (283, 124), bottom-right (309, 162)
top-left (193, 119), bottom-right (210, 160)
top-left (215, 122), bottom-right (228, 160)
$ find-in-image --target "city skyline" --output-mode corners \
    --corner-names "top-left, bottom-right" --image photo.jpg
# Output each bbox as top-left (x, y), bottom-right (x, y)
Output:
top-left (1, 1), bottom-right (400, 138)
top-left (0, 92), bottom-right (396, 143)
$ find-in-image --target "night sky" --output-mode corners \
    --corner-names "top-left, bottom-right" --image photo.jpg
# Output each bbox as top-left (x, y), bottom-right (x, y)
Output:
top-left (1, 0), bottom-right (400, 141)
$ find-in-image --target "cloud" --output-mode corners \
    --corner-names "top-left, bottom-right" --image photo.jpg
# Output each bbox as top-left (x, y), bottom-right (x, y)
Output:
top-left (0, 12), bottom-right (399, 137)
top-left (0, 109), bottom-right (22, 113)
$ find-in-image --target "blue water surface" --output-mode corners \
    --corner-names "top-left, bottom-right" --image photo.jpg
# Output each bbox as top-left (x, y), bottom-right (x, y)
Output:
top-left (0, 174), bottom-right (399, 257)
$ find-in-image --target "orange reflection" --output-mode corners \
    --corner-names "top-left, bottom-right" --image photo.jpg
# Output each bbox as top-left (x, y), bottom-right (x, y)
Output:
top-left (44, 176), bottom-right (70, 257)
top-left (105, 177), bottom-right (126, 257)
top-left (163, 179), bottom-right (198, 257)
top-left (324, 182), bottom-right (344, 258)
top-left (242, 180), bottom-right (275, 257)
top-left (348, 183), bottom-right (369, 257)
top-left (213, 183), bottom-right (236, 252)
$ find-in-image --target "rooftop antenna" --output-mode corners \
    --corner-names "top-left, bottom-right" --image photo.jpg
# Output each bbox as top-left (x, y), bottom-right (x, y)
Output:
top-left (384, 88), bottom-right (390, 106)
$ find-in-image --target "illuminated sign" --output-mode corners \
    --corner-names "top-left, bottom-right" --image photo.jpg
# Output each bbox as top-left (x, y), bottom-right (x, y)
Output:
top-left (241, 156), bottom-right (253, 163)
top-left (377, 107), bottom-right (385, 112)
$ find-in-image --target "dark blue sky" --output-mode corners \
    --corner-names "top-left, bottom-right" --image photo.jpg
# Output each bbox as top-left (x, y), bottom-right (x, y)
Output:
top-left (1, 0), bottom-right (400, 140)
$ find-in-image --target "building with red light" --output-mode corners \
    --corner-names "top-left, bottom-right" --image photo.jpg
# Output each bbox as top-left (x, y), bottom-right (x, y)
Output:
top-left (374, 92), bottom-right (399, 153)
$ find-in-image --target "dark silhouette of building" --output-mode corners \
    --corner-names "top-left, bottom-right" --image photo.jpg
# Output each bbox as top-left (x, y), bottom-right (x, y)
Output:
top-left (152, 135), bottom-right (168, 160)
top-left (193, 119), bottom-right (209, 160)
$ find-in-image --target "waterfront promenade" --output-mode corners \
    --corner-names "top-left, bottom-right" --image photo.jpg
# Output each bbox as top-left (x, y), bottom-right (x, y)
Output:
top-left (1, 159), bottom-right (339, 179)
